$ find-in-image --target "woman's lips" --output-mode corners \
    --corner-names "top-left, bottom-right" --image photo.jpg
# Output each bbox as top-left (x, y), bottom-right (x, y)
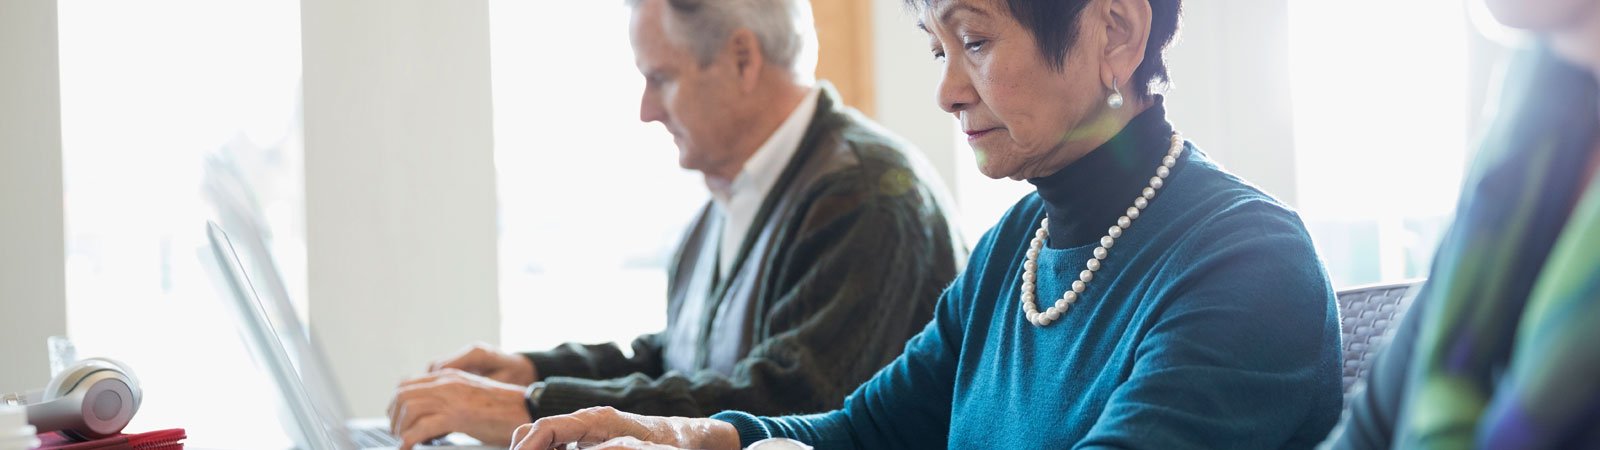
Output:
top-left (965, 128), bottom-right (997, 142)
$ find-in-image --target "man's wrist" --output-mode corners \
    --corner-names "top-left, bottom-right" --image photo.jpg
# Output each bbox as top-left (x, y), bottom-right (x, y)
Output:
top-left (522, 381), bottom-right (546, 420)
top-left (519, 354), bottom-right (540, 384)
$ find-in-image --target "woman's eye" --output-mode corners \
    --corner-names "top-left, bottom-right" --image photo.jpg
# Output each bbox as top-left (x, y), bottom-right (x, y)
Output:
top-left (964, 40), bottom-right (986, 52)
top-left (931, 48), bottom-right (946, 61)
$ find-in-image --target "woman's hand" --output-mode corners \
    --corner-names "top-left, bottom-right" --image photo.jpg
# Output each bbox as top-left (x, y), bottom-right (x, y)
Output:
top-left (510, 407), bottom-right (741, 450)
top-left (564, 436), bottom-right (692, 450)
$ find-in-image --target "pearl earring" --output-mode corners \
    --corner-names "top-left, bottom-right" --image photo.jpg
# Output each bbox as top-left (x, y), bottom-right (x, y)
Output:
top-left (1107, 77), bottom-right (1124, 109)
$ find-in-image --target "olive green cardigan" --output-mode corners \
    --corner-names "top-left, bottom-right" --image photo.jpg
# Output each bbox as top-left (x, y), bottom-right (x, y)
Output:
top-left (522, 84), bottom-right (965, 419)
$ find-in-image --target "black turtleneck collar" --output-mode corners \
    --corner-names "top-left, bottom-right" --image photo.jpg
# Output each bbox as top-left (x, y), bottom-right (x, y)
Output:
top-left (1028, 97), bottom-right (1174, 249)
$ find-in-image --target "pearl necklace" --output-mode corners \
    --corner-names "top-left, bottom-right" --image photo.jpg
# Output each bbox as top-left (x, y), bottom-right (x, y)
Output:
top-left (1021, 132), bottom-right (1184, 327)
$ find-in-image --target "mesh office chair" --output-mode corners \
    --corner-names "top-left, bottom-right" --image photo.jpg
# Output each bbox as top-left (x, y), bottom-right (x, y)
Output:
top-left (1335, 280), bottom-right (1425, 397)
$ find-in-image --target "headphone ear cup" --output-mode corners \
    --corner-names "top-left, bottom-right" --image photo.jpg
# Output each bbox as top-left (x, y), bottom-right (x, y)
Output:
top-left (72, 358), bottom-right (140, 410)
top-left (32, 358), bottom-right (141, 440)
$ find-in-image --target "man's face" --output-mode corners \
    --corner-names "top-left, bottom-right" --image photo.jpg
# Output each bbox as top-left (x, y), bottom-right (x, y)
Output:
top-left (630, 0), bottom-right (747, 176)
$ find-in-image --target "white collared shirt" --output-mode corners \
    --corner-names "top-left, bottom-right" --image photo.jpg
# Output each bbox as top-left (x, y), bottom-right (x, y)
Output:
top-left (710, 87), bottom-right (821, 278)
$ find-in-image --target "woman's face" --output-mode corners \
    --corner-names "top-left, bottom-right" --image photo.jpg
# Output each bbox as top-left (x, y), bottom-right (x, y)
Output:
top-left (1485, 0), bottom-right (1596, 29)
top-left (920, 0), bottom-right (1122, 180)
top-left (1486, 0), bottom-right (1600, 66)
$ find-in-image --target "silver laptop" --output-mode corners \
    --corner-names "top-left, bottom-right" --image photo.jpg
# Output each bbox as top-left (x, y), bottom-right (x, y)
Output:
top-left (201, 221), bottom-right (498, 450)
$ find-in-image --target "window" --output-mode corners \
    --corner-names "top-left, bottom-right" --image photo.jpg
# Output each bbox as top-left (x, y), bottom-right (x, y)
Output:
top-left (1288, 0), bottom-right (1473, 287)
top-left (59, 1), bottom-right (303, 447)
top-left (488, 1), bottom-right (705, 351)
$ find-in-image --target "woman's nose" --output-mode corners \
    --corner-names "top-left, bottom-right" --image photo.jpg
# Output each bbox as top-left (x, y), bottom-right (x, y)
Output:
top-left (937, 64), bottom-right (977, 113)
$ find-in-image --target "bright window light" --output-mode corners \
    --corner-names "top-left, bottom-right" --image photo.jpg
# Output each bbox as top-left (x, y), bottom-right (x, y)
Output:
top-left (1289, 0), bottom-right (1471, 286)
top-left (488, 1), bottom-right (702, 351)
top-left (59, 1), bottom-right (303, 447)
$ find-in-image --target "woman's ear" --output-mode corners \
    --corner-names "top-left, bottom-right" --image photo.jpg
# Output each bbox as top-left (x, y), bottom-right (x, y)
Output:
top-left (1100, 0), bottom-right (1153, 93)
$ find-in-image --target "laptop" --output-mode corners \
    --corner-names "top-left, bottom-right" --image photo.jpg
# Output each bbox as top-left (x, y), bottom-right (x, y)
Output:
top-left (201, 221), bottom-right (500, 450)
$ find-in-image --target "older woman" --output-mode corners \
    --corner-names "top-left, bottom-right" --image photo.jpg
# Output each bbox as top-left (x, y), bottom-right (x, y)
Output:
top-left (513, 0), bottom-right (1344, 448)
top-left (1330, 1), bottom-right (1600, 449)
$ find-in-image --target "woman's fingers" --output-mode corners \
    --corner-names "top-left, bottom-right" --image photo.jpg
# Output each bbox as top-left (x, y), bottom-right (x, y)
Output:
top-left (513, 407), bottom-right (643, 449)
top-left (511, 423), bottom-right (535, 447)
top-left (513, 414), bottom-right (591, 450)
top-left (589, 436), bottom-right (686, 449)
top-left (507, 407), bottom-right (732, 450)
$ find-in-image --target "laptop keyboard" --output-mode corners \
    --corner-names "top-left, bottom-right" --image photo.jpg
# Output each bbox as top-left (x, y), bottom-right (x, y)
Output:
top-left (350, 427), bottom-right (401, 448)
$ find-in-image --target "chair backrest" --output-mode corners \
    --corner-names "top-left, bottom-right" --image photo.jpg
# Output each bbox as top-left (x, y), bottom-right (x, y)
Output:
top-left (1335, 280), bottom-right (1424, 396)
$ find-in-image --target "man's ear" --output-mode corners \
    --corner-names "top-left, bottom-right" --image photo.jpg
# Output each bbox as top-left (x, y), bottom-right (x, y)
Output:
top-left (1099, 0), bottom-right (1152, 94)
top-left (727, 28), bottom-right (765, 93)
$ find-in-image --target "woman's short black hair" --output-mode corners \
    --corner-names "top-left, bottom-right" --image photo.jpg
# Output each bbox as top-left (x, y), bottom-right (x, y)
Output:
top-left (909, 0), bottom-right (1182, 98)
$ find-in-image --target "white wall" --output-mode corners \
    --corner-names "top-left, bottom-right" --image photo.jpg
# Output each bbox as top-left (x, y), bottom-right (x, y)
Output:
top-left (1164, 0), bottom-right (1300, 206)
top-left (872, 0), bottom-right (961, 194)
top-left (0, 0), bottom-right (68, 392)
top-left (301, 0), bottom-right (501, 416)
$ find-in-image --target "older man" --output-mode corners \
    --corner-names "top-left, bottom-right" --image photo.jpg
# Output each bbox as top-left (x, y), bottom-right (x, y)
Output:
top-left (385, 0), bottom-right (963, 447)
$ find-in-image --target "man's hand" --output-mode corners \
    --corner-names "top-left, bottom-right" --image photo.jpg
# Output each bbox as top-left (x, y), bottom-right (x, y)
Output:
top-left (509, 407), bottom-right (741, 450)
top-left (429, 342), bottom-right (539, 385)
top-left (387, 368), bottom-right (532, 450)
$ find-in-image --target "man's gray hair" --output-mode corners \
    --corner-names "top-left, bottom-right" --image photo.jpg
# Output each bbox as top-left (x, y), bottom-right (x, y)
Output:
top-left (629, 0), bottom-right (819, 80)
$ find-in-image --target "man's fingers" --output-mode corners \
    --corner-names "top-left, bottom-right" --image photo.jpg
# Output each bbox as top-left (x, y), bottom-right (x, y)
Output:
top-left (399, 371), bottom-right (440, 389)
top-left (386, 396), bottom-right (398, 435)
top-left (403, 367), bottom-right (467, 386)
top-left (430, 345), bottom-right (467, 373)
top-left (433, 344), bottom-right (493, 374)
top-left (387, 403), bottom-right (398, 439)
top-left (431, 353), bottom-right (468, 373)
top-left (387, 390), bottom-right (415, 438)
top-left (395, 370), bottom-right (468, 396)
top-left (395, 398), bottom-right (443, 441)
top-left (389, 385), bottom-right (420, 434)
top-left (390, 382), bottom-right (450, 437)
top-left (398, 414), bottom-right (451, 450)
top-left (436, 351), bottom-right (476, 372)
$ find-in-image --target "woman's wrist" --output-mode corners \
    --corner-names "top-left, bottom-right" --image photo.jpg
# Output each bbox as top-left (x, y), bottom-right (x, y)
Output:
top-left (693, 418), bottom-right (743, 450)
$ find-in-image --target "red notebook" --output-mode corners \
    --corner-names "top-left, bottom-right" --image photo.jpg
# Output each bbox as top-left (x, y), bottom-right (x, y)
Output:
top-left (36, 428), bottom-right (186, 450)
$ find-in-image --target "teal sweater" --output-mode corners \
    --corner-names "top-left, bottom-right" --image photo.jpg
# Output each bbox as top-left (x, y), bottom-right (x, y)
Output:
top-left (714, 117), bottom-right (1342, 448)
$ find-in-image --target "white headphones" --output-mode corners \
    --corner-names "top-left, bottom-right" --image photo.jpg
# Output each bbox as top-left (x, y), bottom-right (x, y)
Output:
top-left (1, 358), bottom-right (142, 441)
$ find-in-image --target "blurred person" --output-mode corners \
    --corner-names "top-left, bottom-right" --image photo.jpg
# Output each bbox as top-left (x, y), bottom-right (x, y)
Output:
top-left (384, 0), bottom-right (965, 448)
top-left (1329, 0), bottom-right (1600, 448)
top-left (509, 0), bottom-right (1350, 448)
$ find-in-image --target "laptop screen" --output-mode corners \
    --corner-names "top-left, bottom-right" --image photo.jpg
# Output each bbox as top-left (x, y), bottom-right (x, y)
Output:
top-left (202, 221), bottom-right (351, 450)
